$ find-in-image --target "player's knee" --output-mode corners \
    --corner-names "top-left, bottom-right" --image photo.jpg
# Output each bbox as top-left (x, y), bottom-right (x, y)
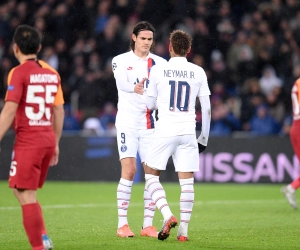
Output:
top-left (122, 169), bottom-right (136, 180)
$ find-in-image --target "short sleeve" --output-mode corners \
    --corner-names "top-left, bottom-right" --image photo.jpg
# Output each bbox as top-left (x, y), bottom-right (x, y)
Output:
top-left (5, 67), bottom-right (23, 104)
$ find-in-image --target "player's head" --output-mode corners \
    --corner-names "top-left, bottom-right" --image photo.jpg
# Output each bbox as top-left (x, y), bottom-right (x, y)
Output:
top-left (169, 30), bottom-right (192, 57)
top-left (13, 25), bottom-right (41, 57)
top-left (130, 21), bottom-right (155, 53)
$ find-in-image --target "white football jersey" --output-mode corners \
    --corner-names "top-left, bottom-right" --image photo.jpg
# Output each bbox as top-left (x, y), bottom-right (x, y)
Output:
top-left (112, 50), bottom-right (167, 129)
top-left (147, 57), bottom-right (210, 137)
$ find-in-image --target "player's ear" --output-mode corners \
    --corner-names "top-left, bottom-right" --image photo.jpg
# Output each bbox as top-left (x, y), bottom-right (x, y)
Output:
top-left (132, 34), bottom-right (137, 42)
top-left (13, 43), bottom-right (18, 53)
top-left (187, 46), bottom-right (191, 54)
top-left (169, 43), bottom-right (172, 53)
top-left (37, 44), bottom-right (42, 53)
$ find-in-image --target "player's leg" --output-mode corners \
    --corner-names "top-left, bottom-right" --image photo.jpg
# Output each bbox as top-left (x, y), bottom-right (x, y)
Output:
top-left (281, 125), bottom-right (300, 208)
top-left (116, 127), bottom-right (138, 237)
top-left (139, 129), bottom-right (157, 237)
top-left (173, 135), bottom-right (198, 241)
top-left (177, 172), bottom-right (194, 242)
top-left (38, 147), bottom-right (55, 249)
top-left (144, 136), bottom-right (178, 240)
top-left (9, 148), bottom-right (49, 250)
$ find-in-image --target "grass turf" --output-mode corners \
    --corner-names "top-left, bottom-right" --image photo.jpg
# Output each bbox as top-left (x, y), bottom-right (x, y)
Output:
top-left (0, 181), bottom-right (299, 250)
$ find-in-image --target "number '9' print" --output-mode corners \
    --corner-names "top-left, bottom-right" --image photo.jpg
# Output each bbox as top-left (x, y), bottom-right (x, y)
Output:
top-left (169, 81), bottom-right (190, 111)
top-left (121, 133), bottom-right (126, 144)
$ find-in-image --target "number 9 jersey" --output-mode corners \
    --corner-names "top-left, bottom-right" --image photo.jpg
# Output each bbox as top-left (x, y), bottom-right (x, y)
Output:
top-left (5, 59), bottom-right (64, 149)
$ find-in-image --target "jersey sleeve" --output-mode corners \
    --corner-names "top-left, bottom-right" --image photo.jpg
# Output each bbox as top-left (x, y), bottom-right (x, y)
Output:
top-left (54, 83), bottom-right (64, 106)
top-left (112, 56), bottom-right (135, 93)
top-left (5, 67), bottom-right (23, 104)
top-left (197, 67), bottom-right (211, 97)
top-left (147, 65), bottom-right (158, 98)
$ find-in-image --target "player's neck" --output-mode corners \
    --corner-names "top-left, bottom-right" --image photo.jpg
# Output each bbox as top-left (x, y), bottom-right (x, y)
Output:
top-left (134, 49), bottom-right (149, 59)
top-left (18, 54), bottom-right (37, 64)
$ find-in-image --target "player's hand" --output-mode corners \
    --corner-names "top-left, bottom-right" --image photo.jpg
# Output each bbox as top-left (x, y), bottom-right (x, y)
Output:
top-left (198, 143), bottom-right (207, 153)
top-left (49, 145), bottom-right (59, 166)
top-left (134, 78), bottom-right (146, 95)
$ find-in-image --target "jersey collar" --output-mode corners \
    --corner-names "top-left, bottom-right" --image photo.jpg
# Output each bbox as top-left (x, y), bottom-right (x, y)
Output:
top-left (169, 57), bottom-right (187, 63)
top-left (130, 50), bottom-right (152, 61)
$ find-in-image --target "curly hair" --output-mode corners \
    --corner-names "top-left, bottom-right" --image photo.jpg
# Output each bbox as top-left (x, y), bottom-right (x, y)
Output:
top-left (170, 30), bottom-right (192, 56)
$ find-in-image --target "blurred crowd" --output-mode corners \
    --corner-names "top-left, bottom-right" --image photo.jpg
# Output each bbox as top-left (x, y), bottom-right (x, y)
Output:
top-left (1, 0), bottom-right (300, 136)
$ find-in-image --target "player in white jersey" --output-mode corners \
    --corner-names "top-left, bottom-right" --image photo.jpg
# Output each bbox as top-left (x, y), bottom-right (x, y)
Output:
top-left (112, 21), bottom-right (167, 238)
top-left (144, 30), bottom-right (211, 241)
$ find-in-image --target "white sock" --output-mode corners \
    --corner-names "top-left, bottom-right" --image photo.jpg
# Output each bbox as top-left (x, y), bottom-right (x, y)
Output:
top-left (143, 183), bottom-right (156, 228)
top-left (117, 178), bottom-right (133, 228)
top-left (178, 178), bottom-right (194, 237)
top-left (145, 174), bottom-right (172, 221)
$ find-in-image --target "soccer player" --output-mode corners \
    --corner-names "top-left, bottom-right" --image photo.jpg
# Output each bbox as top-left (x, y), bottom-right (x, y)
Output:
top-left (281, 78), bottom-right (300, 209)
top-left (144, 30), bottom-right (211, 241)
top-left (0, 25), bottom-right (64, 250)
top-left (111, 21), bottom-right (167, 238)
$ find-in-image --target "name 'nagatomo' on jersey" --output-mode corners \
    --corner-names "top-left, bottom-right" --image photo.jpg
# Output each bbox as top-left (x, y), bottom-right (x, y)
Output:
top-left (112, 50), bottom-right (167, 129)
top-left (164, 70), bottom-right (195, 79)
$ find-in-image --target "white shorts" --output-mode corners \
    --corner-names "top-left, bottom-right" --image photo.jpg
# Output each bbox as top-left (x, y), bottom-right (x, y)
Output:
top-left (145, 134), bottom-right (199, 172)
top-left (116, 127), bottom-right (154, 162)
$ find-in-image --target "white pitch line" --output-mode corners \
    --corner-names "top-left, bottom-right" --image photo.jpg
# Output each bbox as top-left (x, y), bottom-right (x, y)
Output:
top-left (0, 199), bottom-right (285, 211)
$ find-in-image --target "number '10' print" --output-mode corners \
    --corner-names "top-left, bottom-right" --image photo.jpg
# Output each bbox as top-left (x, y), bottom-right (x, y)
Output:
top-left (169, 81), bottom-right (190, 112)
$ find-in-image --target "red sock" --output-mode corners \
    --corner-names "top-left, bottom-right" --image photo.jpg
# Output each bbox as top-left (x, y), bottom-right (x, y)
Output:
top-left (291, 176), bottom-right (300, 190)
top-left (37, 202), bottom-right (47, 235)
top-left (22, 203), bottom-right (44, 249)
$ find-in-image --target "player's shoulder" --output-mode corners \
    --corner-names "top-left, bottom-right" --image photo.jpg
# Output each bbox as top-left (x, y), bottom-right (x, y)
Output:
top-left (37, 60), bottom-right (60, 75)
top-left (112, 51), bottom-right (131, 62)
top-left (187, 61), bottom-right (206, 74)
top-left (149, 53), bottom-right (167, 63)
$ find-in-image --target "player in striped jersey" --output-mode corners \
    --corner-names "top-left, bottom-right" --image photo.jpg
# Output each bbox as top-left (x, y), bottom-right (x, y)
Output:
top-left (112, 21), bottom-right (167, 238)
top-left (281, 79), bottom-right (300, 209)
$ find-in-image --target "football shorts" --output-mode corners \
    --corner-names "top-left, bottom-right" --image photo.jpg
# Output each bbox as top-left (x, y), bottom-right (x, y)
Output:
top-left (145, 134), bottom-right (199, 172)
top-left (8, 146), bottom-right (55, 190)
top-left (116, 127), bottom-right (154, 162)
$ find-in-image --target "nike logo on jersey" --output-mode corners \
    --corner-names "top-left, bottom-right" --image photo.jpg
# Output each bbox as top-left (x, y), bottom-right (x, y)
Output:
top-left (127, 66), bottom-right (133, 70)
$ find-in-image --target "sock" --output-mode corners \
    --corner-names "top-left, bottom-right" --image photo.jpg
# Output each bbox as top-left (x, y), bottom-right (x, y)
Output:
top-left (22, 203), bottom-right (44, 249)
top-left (145, 174), bottom-right (172, 221)
top-left (117, 178), bottom-right (133, 228)
top-left (37, 202), bottom-right (47, 235)
top-left (178, 178), bottom-right (194, 237)
top-left (143, 183), bottom-right (156, 228)
top-left (291, 177), bottom-right (300, 190)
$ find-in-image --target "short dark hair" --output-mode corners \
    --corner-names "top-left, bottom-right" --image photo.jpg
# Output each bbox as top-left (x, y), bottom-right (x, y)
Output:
top-left (13, 25), bottom-right (41, 55)
top-left (170, 30), bottom-right (192, 56)
top-left (130, 21), bottom-right (155, 51)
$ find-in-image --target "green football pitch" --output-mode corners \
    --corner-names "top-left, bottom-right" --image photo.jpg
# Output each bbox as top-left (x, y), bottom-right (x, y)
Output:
top-left (0, 181), bottom-right (299, 250)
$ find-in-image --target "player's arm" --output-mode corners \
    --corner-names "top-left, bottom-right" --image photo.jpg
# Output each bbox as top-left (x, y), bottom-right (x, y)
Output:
top-left (0, 101), bottom-right (18, 151)
top-left (112, 57), bottom-right (145, 94)
top-left (197, 95), bottom-right (211, 153)
top-left (146, 66), bottom-right (158, 109)
top-left (49, 83), bottom-right (64, 166)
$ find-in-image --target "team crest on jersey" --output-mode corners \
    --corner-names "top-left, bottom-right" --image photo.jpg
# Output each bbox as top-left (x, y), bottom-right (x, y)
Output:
top-left (120, 145), bottom-right (127, 152)
top-left (112, 63), bottom-right (117, 71)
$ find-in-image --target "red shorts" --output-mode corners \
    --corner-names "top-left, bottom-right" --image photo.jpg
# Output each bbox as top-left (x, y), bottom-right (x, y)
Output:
top-left (8, 146), bottom-right (55, 190)
top-left (290, 123), bottom-right (300, 160)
